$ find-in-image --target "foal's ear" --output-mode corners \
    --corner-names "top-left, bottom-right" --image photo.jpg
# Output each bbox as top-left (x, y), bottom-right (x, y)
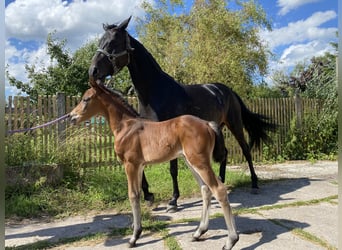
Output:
top-left (118, 16), bottom-right (131, 30)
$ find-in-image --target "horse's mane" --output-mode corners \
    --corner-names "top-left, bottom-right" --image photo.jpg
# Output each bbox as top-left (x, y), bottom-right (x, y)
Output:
top-left (128, 34), bottom-right (164, 73)
top-left (103, 23), bottom-right (117, 30)
top-left (98, 84), bottom-right (140, 118)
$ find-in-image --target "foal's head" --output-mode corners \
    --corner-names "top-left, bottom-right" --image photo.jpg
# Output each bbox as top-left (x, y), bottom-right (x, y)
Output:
top-left (70, 87), bottom-right (105, 125)
top-left (89, 16), bottom-right (134, 82)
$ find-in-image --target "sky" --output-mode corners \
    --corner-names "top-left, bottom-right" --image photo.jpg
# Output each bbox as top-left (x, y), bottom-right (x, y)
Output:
top-left (4, 0), bottom-right (338, 97)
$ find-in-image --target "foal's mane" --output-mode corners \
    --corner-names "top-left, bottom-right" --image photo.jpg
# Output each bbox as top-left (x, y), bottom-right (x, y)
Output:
top-left (97, 84), bottom-right (140, 118)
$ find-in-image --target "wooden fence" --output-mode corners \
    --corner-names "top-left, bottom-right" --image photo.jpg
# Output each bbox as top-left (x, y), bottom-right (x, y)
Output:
top-left (5, 94), bottom-right (321, 167)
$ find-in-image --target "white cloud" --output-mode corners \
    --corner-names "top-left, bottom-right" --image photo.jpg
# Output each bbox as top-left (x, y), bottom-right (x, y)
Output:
top-left (277, 0), bottom-right (321, 16)
top-left (261, 10), bottom-right (337, 50)
top-left (260, 10), bottom-right (337, 84)
top-left (5, 0), bottom-right (152, 96)
top-left (279, 40), bottom-right (334, 68)
top-left (264, 39), bottom-right (335, 85)
top-left (5, 0), bottom-right (151, 50)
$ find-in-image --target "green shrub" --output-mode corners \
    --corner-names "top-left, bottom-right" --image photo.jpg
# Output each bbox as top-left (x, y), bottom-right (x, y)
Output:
top-left (283, 113), bottom-right (337, 160)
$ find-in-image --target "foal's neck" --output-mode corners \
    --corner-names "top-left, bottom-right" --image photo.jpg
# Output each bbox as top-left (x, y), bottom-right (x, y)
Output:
top-left (97, 87), bottom-right (138, 134)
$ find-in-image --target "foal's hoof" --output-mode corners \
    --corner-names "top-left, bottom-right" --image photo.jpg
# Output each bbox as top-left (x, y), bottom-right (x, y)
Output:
top-left (166, 204), bottom-right (178, 213)
top-left (191, 236), bottom-right (200, 242)
top-left (128, 241), bottom-right (136, 248)
top-left (251, 187), bottom-right (259, 194)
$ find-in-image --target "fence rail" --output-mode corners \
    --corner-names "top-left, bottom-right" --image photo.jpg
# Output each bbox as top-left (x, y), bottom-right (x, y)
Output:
top-left (5, 94), bottom-right (321, 167)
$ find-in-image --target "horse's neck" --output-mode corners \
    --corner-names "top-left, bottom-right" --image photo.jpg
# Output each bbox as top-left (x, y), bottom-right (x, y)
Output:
top-left (128, 37), bottom-right (174, 103)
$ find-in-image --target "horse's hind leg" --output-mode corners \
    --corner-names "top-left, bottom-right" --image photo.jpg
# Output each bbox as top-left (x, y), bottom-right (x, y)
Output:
top-left (238, 138), bottom-right (258, 192)
top-left (226, 113), bottom-right (258, 193)
top-left (218, 147), bottom-right (228, 183)
top-left (167, 159), bottom-right (180, 212)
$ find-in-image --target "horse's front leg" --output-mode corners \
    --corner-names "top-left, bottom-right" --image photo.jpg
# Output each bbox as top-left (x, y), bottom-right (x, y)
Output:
top-left (125, 163), bottom-right (143, 247)
top-left (141, 171), bottom-right (154, 206)
top-left (167, 159), bottom-right (180, 212)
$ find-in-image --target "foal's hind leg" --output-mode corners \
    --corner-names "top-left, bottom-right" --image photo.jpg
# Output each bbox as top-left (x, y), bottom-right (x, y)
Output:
top-left (192, 185), bottom-right (212, 240)
top-left (213, 184), bottom-right (239, 250)
top-left (193, 165), bottom-right (239, 249)
top-left (187, 165), bottom-right (212, 239)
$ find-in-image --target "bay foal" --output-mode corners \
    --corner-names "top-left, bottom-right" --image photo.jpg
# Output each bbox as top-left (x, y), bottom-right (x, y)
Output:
top-left (69, 82), bottom-right (238, 249)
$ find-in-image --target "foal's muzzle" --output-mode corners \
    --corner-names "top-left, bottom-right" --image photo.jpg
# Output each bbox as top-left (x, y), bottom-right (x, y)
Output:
top-left (69, 113), bottom-right (79, 125)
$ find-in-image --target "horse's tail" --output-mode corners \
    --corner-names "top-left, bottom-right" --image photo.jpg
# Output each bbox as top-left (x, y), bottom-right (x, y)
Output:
top-left (233, 92), bottom-right (277, 149)
top-left (208, 121), bottom-right (227, 163)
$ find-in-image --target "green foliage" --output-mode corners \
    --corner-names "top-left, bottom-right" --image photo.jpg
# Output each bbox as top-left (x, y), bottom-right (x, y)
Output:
top-left (5, 134), bottom-right (36, 166)
top-left (283, 113), bottom-right (337, 160)
top-left (248, 82), bottom-right (283, 98)
top-left (271, 52), bottom-right (337, 160)
top-left (6, 33), bottom-right (98, 99)
top-left (6, 156), bottom-right (250, 219)
top-left (137, 0), bottom-right (271, 97)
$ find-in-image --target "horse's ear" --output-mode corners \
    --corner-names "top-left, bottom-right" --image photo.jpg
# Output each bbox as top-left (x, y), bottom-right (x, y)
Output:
top-left (118, 16), bottom-right (131, 30)
top-left (103, 23), bottom-right (108, 31)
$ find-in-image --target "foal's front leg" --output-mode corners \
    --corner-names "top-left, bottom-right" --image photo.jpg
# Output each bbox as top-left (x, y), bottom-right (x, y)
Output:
top-left (125, 163), bottom-right (143, 247)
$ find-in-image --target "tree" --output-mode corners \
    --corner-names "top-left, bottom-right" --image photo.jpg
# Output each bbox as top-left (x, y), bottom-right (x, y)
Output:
top-left (136, 0), bottom-right (271, 97)
top-left (7, 32), bottom-right (133, 99)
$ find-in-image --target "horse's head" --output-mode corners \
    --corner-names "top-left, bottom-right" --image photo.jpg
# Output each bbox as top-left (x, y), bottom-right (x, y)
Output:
top-left (70, 86), bottom-right (105, 125)
top-left (89, 16), bottom-right (134, 83)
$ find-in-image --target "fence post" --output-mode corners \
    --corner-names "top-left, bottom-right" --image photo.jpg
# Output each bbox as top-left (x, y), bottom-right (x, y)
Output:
top-left (294, 89), bottom-right (302, 129)
top-left (56, 92), bottom-right (66, 141)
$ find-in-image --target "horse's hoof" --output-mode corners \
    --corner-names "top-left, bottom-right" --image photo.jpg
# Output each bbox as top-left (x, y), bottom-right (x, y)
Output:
top-left (166, 204), bottom-right (178, 213)
top-left (144, 193), bottom-right (154, 206)
top-left (251, 188), bottom-right (259, 194)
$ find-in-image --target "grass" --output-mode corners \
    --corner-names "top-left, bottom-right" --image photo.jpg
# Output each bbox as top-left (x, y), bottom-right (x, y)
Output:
top-left (5, 160), bottom-right (250, 220)
top-left (6, 165), bottom-right (337, 249)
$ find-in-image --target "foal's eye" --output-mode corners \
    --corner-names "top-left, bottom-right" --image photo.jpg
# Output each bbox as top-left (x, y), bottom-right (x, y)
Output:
top-left (83, 97), bottom-right (90, 103)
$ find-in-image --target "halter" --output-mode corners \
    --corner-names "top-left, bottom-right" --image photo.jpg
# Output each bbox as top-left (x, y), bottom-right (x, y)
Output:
top-left (96, 32), bottom-right (134, 75)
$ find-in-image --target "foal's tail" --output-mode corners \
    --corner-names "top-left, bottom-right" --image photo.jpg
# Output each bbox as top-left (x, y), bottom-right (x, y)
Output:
top-left (208, 121), bottom-right (227, 163)
top-left (234, 92), bottom-right (277, 149)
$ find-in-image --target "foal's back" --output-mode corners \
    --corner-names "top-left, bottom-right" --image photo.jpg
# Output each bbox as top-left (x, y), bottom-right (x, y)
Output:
top-left (114, 115), bottom-right (216, 166)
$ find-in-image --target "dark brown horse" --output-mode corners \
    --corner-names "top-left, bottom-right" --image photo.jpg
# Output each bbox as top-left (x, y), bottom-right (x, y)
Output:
top-left (89, 17), bottom-right (276, 211)
top-left (69, 81), bottom-right (239, 249)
